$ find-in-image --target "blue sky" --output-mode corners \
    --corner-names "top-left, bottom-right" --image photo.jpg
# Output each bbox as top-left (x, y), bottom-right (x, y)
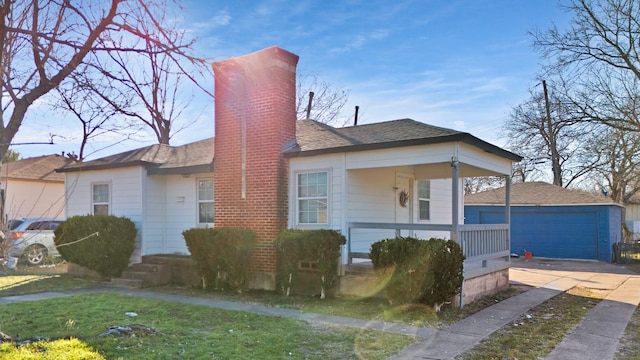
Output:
top-left (13, 0), bottom-right (571, 159)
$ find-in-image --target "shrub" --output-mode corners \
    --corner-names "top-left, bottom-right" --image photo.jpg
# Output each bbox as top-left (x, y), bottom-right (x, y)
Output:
top-left (54, 215), bottom-right (136, 278)
top-left (276, 229), bottom-right (346, 298)
top-left (183, 227), bottom-right (256, 293)
top-left (370, 237), bottom-right (464, 310)
top-left (182, 228), bottom-right (218, 288)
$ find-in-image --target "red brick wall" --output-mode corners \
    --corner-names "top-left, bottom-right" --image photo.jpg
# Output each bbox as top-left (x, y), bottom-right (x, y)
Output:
top-left (213, 47), bottom-right (299, 284)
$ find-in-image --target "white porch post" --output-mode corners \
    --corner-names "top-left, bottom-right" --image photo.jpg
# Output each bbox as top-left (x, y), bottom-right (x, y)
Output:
top-left (505, 175), bottom-right (511, 260)
top-left (451, 157), bottom-right (459, 244)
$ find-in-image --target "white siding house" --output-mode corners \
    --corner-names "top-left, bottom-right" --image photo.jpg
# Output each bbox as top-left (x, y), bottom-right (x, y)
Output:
top-left (58, 139), bottom-right (214, 263)
top-left (57, 46), bottom-right (522, 303)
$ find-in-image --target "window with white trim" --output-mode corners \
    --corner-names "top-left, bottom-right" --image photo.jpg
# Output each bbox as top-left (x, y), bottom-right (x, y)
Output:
top-left (297, 171), bottom-right (328, 224)
top-left (417, 180), bottom-right (430, 221)
top-left (198, 178), bottom-right (214, 224)
top-left (92, 183), bottom-right (110, 215)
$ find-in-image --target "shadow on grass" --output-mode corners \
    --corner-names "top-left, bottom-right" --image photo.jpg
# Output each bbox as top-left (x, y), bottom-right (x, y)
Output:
top-left (0, 263), bottom-right (103, 297)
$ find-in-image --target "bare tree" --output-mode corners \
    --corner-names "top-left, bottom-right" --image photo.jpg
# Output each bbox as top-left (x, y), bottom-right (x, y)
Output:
top-left (96, 16), bottom-right (210, 145)
top-left (0, 0), bottom-right (201, 162)
top-left (463, 177), bottom-right (505, 195)
top-left (532, 0), bottom-right (640, 132)
top-left (56, 66), bottom-right (139, 160)
top-left (586, 127), bottom-right (640, 203)
top-left (503, 80), bottom-right (596, 187)
top-left (296, 73), bottom-right (351, 127)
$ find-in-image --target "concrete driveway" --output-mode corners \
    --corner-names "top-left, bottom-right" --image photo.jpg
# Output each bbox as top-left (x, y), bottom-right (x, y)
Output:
top-left (510, 257), bottom-right (637, 291)
top-left (509, 257), bottom-right (640, 360)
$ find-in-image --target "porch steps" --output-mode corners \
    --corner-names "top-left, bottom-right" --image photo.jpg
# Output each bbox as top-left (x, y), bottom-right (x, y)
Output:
top-left (338, 262), bottom-right (383, 298)
top-left (111, 256), bottom-right (175, 288)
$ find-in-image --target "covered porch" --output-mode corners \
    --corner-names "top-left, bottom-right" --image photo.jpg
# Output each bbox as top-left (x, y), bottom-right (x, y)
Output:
top-left (334, 143), bottom-right (516, 305)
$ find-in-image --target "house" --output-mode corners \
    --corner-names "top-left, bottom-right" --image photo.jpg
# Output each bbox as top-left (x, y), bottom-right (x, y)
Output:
top-left (624, 194), bottom-right (640, 240)
top-left (58, 138), bottom-right (214, 259)
top-left (58, 46), bottom-right (521, 303)
top-left (465, 182), bottom-right (623, 262)
top-left (1, 154), bottom-right (73, 223)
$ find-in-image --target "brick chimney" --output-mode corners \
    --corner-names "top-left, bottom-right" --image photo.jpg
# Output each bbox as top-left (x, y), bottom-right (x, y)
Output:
top-left (213, 47), bottom-right (299, 290)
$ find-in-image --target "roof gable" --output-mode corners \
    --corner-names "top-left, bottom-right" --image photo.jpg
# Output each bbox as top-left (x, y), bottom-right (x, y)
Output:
top-left (2, 155), bottom-right (73, 182)
top-left (465, 181), bottom-right (615, 206)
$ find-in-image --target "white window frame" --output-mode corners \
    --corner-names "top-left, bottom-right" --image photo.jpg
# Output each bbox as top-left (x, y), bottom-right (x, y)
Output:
top-left (91, 182), bottom-right (111, 215)
top-left (417, 179), bottom-right (430, 221)
top-left (197, 178), bottom-right (214, 226)
top-left (296, 170), bottom-right (329, 226)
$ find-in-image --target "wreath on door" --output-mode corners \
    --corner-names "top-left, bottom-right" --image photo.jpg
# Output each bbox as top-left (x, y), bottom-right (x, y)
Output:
top-left (399, 190), bottom-right (409, 208)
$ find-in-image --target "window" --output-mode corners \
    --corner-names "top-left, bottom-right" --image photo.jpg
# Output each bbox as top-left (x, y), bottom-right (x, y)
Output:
top-left (92, 183), bottom-right (110, 215)
top-left (417, 180), bottom-right (430, 221)
top-left (297, 171), bottom-right (328, 224)
top-left (198, 179), bottom-right (214, 224)
top-left (25, 221), bottom-right (61, 231)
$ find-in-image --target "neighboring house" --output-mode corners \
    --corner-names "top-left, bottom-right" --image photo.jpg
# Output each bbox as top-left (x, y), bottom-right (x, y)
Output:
top-left (1, 154), bottom-right (73, 222)
top-left (58, 46), bottom-right (521, 303)
top-left (465, 182), bottom-right (623, 262)
top-left (624, 194), bottom-right (640, 240)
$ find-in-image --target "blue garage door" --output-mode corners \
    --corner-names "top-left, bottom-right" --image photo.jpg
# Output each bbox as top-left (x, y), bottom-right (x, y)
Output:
top-left (479, 210), bottom-right (598, 260)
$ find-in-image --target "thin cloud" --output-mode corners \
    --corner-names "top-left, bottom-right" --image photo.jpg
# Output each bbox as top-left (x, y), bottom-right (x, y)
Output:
top-left (330, 29), bottom-right (390, 53)
top-left (192, 10), bottom-right (231, 30)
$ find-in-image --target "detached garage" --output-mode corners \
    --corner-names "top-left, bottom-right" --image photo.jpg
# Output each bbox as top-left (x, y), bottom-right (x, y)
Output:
top-left (465, 182), bottom-right (623, 263)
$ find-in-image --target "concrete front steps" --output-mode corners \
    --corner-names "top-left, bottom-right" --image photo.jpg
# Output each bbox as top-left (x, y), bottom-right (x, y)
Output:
top-left (111, 255), bottom-right (199, 288)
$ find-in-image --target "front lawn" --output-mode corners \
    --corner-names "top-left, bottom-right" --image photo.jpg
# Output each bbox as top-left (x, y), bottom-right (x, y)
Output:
top-left (0, 263), bottom-right (102, 297)
top-left (0, 293), bottom-right (414, 359)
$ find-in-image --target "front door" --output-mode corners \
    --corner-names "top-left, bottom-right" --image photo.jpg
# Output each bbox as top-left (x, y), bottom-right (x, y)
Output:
top-left (395, 175), bottom-right (412, 237)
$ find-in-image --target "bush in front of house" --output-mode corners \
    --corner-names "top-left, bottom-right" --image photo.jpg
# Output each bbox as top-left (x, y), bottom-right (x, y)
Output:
top-left (54, 215), bottom-right (136, 278)
top-left (276, 229), bottom-right (346, 298)
top-left (370, 237), bottom-right (464, 310)
top-left (183, 227), bottom-right (256, 293)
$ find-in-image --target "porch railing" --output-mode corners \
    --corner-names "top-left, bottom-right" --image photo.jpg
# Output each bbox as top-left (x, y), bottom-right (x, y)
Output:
top-left (347, 222), bottom-right (510, 278)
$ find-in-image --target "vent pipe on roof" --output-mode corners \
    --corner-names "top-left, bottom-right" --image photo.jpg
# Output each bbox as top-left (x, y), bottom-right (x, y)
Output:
top-left (306, 91), bottom-right (314, 119)
top-left (354, 105), bottom-right (359, 126)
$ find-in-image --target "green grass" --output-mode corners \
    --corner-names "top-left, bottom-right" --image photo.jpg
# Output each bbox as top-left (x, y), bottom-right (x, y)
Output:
top-left (0, 264), bottom-right (101, 297)
top-left (0, 293), bottom-right (414, 359)
top-left (457, 287), bottom-right (603, 360)
top-left (154, 284), bottom-right (527, 329)
top-left (615, 305), bottom-right (640, 360)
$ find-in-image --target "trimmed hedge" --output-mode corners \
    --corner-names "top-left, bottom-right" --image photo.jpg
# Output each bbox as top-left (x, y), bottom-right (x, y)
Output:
top-left (183, 227), bottom-right (256, 293)
top-left (276, 229), bottom-right (346, 298)
top-left (54, 215), bottom-right (136, 278)
top-left (370, 237), bottom-right (464, 310)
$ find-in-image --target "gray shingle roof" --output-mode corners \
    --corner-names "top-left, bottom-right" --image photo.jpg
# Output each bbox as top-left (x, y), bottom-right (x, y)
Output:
top-left (2, 155), bottom-right (73, 182)
top-left (57, 138), bottom-right (214, 174)
top-left (288, 119), bottom-right (521, 160)
top-left (464, 181), bottom-right (615, 206)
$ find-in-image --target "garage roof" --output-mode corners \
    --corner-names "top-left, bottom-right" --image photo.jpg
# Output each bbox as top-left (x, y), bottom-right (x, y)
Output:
top-left (465, 182), bottom-right (617, 206)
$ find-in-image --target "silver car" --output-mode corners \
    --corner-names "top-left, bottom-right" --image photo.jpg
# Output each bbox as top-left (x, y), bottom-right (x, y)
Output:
top-left (3, 218), bottom-right (63, 265)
